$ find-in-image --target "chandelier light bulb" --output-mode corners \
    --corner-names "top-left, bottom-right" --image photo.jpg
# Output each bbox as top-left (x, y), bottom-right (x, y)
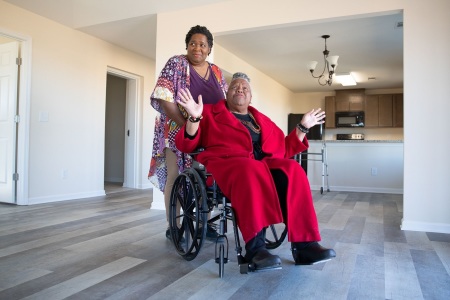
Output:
top-left (326, 56), bottom-right (339, 68)
top-left (307, 61), bottom-right (318, 71)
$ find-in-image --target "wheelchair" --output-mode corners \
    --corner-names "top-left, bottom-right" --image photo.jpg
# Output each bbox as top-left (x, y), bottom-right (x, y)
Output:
top-left (168, 151), bottom-right (288, 278)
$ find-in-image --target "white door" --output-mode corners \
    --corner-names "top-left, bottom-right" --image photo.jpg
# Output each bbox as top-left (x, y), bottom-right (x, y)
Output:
top-left (0, 41), bottom-right (19, 203)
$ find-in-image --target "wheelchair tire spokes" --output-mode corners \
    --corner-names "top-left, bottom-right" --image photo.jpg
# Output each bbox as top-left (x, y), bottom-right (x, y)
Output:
top-left (169, 169), bottom-right (208, 261)
top-left (265, 223), bottom-right (288, 250)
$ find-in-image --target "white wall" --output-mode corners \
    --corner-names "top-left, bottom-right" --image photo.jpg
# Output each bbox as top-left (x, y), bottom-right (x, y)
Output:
top-left (155, 0), bottom-right (450, 234)
top-left (0, 0), bottom-right (156, 203)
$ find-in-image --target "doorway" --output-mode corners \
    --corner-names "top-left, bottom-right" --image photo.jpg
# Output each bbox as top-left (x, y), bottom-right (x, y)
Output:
top-left (0, 30), bottom-right (31, 205)
top-left (105, 74), bottom-right (126, 189)
top-left (105, 67), bottom-right (141, 192)
top-left (0, 38), bottom-right (19, 203)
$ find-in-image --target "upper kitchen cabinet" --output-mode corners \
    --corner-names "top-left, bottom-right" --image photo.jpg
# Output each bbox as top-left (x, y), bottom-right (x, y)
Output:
top-left (378, 95), bottom-right (393, 127)
top-left (335, 89), bottom-right (365, 112)
top-left (365, 95), bottom-right (379, 127)
top-left (325, 96), bottom-right (336, 128)
top-left (393, 94), bottom-right (403, 127)
top-left (364, 94), bottom-right (403, 127)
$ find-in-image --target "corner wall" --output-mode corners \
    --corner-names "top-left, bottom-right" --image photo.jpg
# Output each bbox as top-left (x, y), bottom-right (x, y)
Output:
top-left (0, 0), bottom-right (156, 204)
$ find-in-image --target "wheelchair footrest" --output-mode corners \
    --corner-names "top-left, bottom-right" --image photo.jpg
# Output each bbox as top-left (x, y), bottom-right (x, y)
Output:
top-left (248, 263), bottom-right (282, 272)
top-left (238, 256), bottom-right (282, 274)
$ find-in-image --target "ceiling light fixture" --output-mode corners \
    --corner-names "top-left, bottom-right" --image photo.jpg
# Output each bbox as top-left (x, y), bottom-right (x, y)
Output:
top-left (334, 73), bottom-right (357, 86)
top-left (307, 35), bottom-right (339, 86)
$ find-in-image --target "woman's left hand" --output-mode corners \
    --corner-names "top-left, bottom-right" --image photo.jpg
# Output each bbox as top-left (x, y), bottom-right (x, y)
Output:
top-left (300, 108), bottom-right (326, 129)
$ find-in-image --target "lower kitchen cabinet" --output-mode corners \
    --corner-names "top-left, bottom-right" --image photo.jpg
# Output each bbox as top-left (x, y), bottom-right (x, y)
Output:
top-left (307, 141), bottom-right (403, 194)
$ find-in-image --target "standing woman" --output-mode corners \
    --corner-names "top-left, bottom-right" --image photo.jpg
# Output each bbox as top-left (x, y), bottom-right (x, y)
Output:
top-left (149, 25), bottom-right (228, 240)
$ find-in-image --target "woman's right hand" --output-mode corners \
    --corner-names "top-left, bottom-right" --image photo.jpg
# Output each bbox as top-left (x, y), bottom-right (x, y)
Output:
top-left (177, 88), bottom-right (203, 119)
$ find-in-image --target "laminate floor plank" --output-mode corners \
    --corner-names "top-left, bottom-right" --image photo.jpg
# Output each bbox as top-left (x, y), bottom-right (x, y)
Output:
top-left (0, 190), bottom-right (449, 299)
top-left (411, 249), bottom-right (450, 299)
top-left (0, 210), bottom-right (156, 258)
top-left (22, 257), bottom-right (146, 300)
top-left (384, 242), bottom-right (423, 300)
top-left (0, 267), bottom-right (53, 292)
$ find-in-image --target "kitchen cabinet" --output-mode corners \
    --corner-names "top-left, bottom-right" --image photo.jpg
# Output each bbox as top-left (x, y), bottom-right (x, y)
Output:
top-left (378, 95), bottom-right (393, 127)
top-left (335, 89), bottom-right (365, 112)
top-left (364, 94), bottom-right (402, 127)
top-left (393, 94), bottom-right (403, 127)
top-left (325, 96), bottom-right (335, 128)
top-left (326, 91), bottom-right (403, 128)
top-left (364, 95), bottom-right (379, 127)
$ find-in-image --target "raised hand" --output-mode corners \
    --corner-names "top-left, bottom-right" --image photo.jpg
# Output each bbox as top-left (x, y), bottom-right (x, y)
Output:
top-left (300, 108), bottom-right (326, 129)
top-left (177, 88), bottom-right (203, 119)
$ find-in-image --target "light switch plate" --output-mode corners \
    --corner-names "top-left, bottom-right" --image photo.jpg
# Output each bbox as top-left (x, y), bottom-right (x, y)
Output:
top-left (39, 111), bottom-right (49, 122)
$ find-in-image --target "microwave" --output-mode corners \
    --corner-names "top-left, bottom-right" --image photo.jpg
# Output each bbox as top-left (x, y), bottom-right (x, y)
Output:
top-left (335, 111), bottom-right (365, 127)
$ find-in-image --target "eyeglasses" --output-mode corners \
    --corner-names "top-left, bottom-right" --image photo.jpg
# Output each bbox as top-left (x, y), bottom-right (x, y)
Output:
top-left (188, 42), bottom-right (208, 49)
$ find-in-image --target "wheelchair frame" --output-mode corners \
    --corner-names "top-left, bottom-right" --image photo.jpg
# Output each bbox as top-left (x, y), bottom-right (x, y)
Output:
top-left (169, 157), bottom-right (287, 278)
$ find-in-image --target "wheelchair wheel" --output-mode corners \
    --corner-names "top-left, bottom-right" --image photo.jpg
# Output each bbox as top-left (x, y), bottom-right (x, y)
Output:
top-left (218, 243), bottom-right (225, 278)
top-left (265, 223), bottom-right (287, 250)
top-left (169, 168), bottom-right (208, 261)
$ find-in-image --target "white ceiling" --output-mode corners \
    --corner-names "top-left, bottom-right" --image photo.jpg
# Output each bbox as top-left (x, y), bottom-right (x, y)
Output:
top-left (5, 0), bottom-right (403, 93)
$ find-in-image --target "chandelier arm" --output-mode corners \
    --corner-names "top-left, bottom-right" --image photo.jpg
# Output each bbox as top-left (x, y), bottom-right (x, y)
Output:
top-left (317, 77), bottom-right (328, 86)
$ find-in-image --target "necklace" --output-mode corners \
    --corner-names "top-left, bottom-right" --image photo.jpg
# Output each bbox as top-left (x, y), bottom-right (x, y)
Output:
top-left (193, 64), bottom-right (209, 81)
top-left (236, 112), bottom-right (261, 134)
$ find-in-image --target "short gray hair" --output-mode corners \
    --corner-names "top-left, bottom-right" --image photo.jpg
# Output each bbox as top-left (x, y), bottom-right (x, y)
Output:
top-left (231, 72), bottom-right (251, 83)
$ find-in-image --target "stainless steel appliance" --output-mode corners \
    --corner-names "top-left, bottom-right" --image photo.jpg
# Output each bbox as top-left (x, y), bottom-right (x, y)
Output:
top-left (336, 133), bottom-right (365, 140)
top-left (335, 111), bottom-right (365, 127)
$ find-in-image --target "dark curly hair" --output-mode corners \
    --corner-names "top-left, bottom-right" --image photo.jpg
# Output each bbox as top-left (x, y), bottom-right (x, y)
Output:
top-left (185, 25), bottom-right (214, 51)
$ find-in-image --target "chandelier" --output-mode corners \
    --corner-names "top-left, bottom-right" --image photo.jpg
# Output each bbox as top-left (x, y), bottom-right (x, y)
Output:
top-left (307, 35), bottom-right (339, 86)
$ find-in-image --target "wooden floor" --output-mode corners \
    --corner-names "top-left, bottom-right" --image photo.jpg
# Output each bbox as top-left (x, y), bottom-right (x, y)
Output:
top-left (0, 188), bottom-right (449, 300)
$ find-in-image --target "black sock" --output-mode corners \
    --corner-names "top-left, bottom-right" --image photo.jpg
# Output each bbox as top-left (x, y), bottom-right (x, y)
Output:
top-left (245, 229), bottom-right (266, 260)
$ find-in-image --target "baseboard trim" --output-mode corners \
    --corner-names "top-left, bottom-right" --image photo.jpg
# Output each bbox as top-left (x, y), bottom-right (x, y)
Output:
top-left (28, 190), bottom-right (105, 205)
top-left (311, 185), bottom-right (403, 194)
top-left (401, 219), bottom-right (450, 234)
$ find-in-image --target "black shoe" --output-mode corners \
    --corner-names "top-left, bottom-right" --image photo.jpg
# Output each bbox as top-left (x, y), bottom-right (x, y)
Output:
top-left (166, 228), bottom-right (185, 243)
top-left (205, 224), bottom-right (219, 240)
top-left (291, 242), bottom-right (336, 265)
top-left (197, 224), bottom-right (220, 240)
top-left (250, 249), bottom-right (282, 270)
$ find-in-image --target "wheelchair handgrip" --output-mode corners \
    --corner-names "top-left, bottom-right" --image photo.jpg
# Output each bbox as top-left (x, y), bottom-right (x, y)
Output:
top-left (189, 148), bottom-right (205, 156)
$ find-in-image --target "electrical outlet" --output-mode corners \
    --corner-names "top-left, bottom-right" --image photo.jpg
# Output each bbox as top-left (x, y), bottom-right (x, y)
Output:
top-left (371, 167), bottom-right (377, 176)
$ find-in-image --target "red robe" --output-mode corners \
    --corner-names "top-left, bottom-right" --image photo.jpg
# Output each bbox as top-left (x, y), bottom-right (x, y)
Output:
top-left (175, 100), bottom-right (321, 243)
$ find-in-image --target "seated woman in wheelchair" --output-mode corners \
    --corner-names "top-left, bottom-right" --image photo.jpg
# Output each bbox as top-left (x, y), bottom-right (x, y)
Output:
top-left (175, 72), bottom-right (336, 270)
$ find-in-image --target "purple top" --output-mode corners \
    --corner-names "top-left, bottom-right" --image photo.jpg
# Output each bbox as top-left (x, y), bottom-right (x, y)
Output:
top-left (189, 64), bottom-right (225, 104)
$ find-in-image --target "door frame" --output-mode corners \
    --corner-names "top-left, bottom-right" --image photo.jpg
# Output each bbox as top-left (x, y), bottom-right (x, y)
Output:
top-left (0, 27), bottom-right (32, 205)
top-left (106, 67), bottom-right (141, 189)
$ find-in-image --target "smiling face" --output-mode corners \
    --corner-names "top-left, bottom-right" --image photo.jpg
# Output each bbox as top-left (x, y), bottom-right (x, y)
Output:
top-left (226, 78), bottom-right (252, 114)
top-left (186, 33), bottom-right (210, 66)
